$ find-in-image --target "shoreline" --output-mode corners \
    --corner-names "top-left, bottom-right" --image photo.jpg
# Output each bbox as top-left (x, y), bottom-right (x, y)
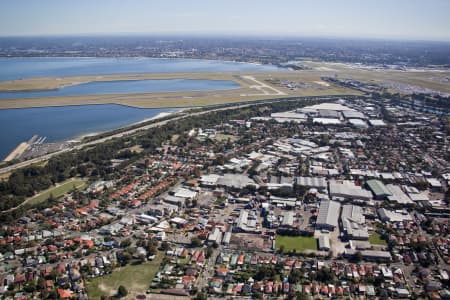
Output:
top-left (71, 110), bottom-right (179, 142)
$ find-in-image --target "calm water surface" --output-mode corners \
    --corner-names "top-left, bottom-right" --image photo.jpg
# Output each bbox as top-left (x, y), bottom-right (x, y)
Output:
top-left (0, 104), bottom-right (172, 159)
top-left (0, 57), bottom-right (277, 81)
top-left (0, 57), bottom-right (278, 159)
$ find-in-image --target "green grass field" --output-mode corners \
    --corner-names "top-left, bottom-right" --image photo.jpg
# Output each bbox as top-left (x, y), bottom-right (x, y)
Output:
top-left (86, 253), bottom-right (163, 300)
top-left (369, 232), bottom-right (387, 246)
top-left (276, 235), bottom-right (318, 252)
top-left (27, 178), bottom-right (87, 206)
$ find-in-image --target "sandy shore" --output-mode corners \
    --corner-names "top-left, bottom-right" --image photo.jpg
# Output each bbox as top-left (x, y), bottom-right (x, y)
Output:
top-left (71, 110), bottom-right (179, 142)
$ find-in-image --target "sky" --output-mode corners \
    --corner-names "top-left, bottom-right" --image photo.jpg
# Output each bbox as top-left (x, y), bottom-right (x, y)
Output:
top-left (1, 0), bottom-right (449, 41)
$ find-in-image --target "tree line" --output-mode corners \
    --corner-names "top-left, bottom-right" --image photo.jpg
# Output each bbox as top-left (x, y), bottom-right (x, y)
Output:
top-left (0, 96), bottom-right (352, 220)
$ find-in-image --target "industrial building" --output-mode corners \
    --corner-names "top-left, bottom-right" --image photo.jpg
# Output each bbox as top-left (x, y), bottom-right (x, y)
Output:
top-left (329, 180), bottom-right (372, 201)
top-left (366, 180), bottom-right (392, 200)
top-left (348, 118), bottom-right (368, 128)
top-left (344, 249), bottom-right (392, 262)
top-left (313, 118), bottom-right (342, 125)
top-left (217, 174), bottom-right (257, 190)
top-left (378, 208), bottom-right (413, 223)
top-left (234, 210), bottom-right (260, 233)
top-left (341, 204), bottom-right (369, 240)
top-left (386, 184), bottom-right (414, 205)
top-left (222, 231), bottom-right (232, 245)
top-left (208, 227), bottom-right (223, 245)
top-left (281, 211), bottom-right (295, 227)
top-left (318, 235), bottom-right (331, 251)
top-left (296, 176), bottom-right (327, 189)
top-left (342, 110), bottom-right (367, 119)
top-left (368, 119), bottom-right (386, 126)
top-left (316, 200), bottom-right (341, 231)
top-left (318, 109), bottom-right (341, 118)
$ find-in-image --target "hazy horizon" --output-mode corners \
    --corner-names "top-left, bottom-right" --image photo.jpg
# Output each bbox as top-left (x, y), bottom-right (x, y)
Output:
top-left (2, 33), bottom-right (450, 44)
top-left (1, 0), bottom-right (450, 42)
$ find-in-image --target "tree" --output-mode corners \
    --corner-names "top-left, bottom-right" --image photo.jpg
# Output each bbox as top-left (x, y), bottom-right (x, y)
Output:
top-left (206, 246), bottom-right (213, 258)
top-left (160, 241), bottom-right (170, 251)
top-left (117, 285), bottom-right (128, 298)
top-left (23, 282), bottom-right (36, 293)
top-left (191, 237), bottom-right (203, 247)
top-left (288, 269), bottom-right (303, 284)
top-left (215, 155), bottom-right (225, 165)
top-left (297, 292), bottom-right (311, 300)
top-left (194, 167), bottom-right (201, 178)
top-left (353, 251), bottom-right (363, 263)
top-left (195, 291), bottom-right (207, 300)
top-left (48, 193), bottom-right (55, 202)
top-left (120, 238), bottom-right (131, 248)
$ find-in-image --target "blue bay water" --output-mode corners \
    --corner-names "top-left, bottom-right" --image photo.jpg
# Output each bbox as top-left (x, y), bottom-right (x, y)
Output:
top-left (0, 57), bottom-right (278, 159)
top-left (0, 57), bottom-right (277, 81)
top-left (0, 105), bottom-right (172, 160)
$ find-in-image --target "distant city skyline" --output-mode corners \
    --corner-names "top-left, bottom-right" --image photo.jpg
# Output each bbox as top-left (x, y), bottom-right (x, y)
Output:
top-left (1, 0), bottom-right (450, 41)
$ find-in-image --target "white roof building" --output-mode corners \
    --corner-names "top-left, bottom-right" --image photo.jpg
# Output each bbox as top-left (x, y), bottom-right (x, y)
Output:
top-left (208, 227), bottom-right (223, 244)
top-left (217, 174), bottom-right (257, 190)
top-left (281, 211), bottom-right (295, 227)
top-left (341, 205), bottom-right (369, 240)
top-left (296, 176), bottom-right (327, 189)
top-left (386, 184), bottom-right (414, 205)
top-left (173, 187), bottom-right (198, 199)
top-left (348, 118), bottom-right (368, 128)
top-left (200, 174), bottom-right (221, 186)
top-left (378, 208), bottom-right (413, 223)
top-left (316, 200), bottom-right (341, 230)
top-left (313, 118), bottom-right (342, 125)
top-left (329, 180), bottom-right (372, 201)
top-left (427, 178), bottom-right (442, 189)
top-left (368, 119), bottom-right (386, 126)
top-left (318, 235), bottom-right (330, 251)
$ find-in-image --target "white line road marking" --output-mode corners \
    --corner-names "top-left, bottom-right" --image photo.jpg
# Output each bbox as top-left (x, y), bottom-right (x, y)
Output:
top-left (241, 75), bottom-right (287, 96)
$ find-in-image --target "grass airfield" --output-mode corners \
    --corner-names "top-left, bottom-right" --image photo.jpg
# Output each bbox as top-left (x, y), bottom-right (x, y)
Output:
top-left (0, 62), bottom-right (448, 109)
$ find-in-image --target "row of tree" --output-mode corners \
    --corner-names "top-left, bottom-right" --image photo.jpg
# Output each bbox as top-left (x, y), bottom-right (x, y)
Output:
top-left (0, 96), bottom-right (351, 219)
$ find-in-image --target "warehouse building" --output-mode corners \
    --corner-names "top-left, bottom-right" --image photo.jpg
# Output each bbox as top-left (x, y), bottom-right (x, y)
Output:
top-left (329, 180), bottom-right (372, 201)
top-left (341, 204), bottom-right (369, 240)
top-left (234, 210), bottom-right (260, 233)
top-left (344, 249), bottom-right (392, 262)
top-left (318, 235), bottom-right (331, 251)
top-left (217, 174), bottom-right (257, 190)
top-left (368, 119), bottom-right (386, 126)
top-left (281, 211), bottom-right (295, 227)
top-left (348, 118), bottom-right (368, 128)
top-left (366, 180), bottom-right (392, 200)
top-left (296, 176), bottom-right (327, 189)
top-left (378, 208), bottom-right (413, 223)
top-left (208, 227), bottom-right (223, 245)
top-left (316, 200), bottom-right (341, 231)
top-left (222, 231), bottom-right (232, 246)
top-left (318, 109), bottom-right (341, 118)
top-left (386, 184), bottom-right (414, 205)
top-left (342, 110), bottom-right (367, 119)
